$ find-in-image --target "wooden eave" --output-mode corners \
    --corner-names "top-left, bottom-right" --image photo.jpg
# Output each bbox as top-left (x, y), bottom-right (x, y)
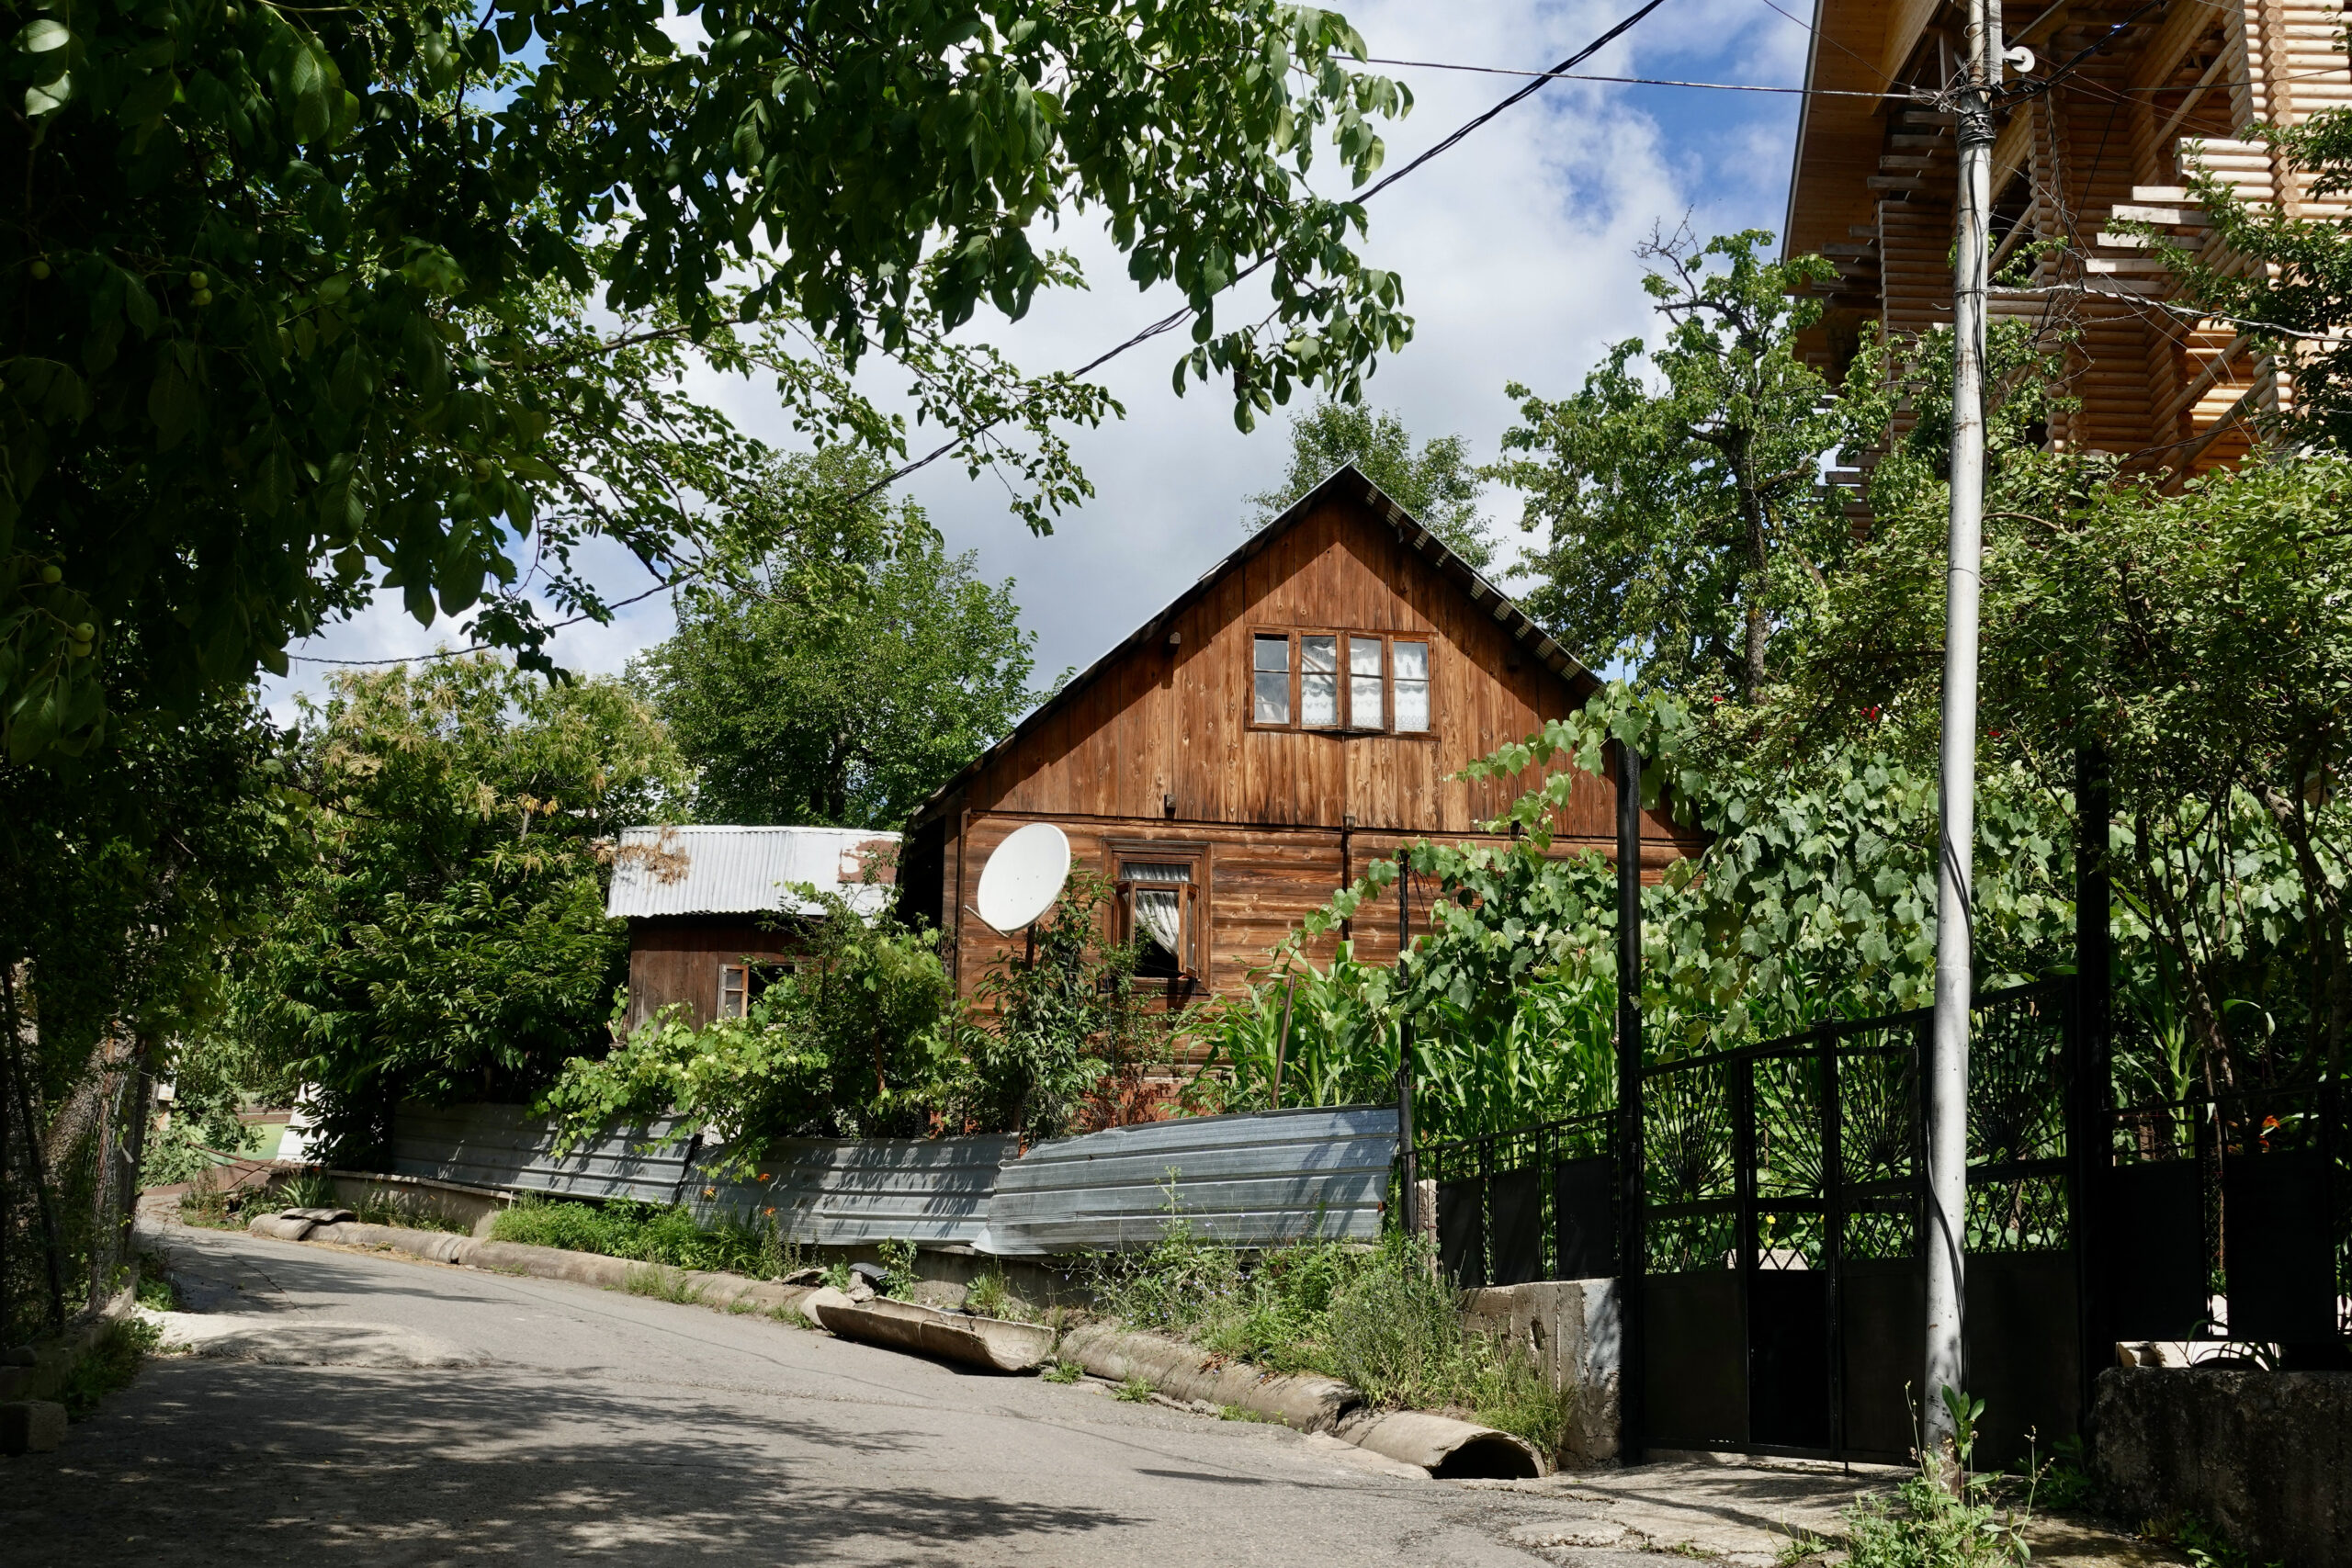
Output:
top-left (906, 463), bottom-right (1598, 831)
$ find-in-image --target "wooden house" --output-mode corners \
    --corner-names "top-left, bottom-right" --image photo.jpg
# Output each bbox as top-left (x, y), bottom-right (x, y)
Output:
top-left (899, 465), bottom-right (1704, 1003)
top-left (1785, 0), bottom-right (2351, 475)
top-left (605, 825), bottom-right (899, 1032)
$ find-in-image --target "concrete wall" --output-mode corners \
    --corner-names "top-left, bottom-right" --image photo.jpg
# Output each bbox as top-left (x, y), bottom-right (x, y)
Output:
top-left (2092, 1367), bottom-right (2352, 1568)
top-left (1460, 1278), bottom-right (1621, 1467)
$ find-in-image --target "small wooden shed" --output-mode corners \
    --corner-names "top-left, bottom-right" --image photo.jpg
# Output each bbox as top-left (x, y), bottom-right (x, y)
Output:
top-left (899, 464), bottom-right (1702, 1001)
top-left (605, 825), bottom-right (899, 1032)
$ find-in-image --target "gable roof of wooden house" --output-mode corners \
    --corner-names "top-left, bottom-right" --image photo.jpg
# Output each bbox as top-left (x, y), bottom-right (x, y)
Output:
top-left (907, 462), bottom-right (1702, 852)
top-left (909, 462), bottom-right (1613, 832)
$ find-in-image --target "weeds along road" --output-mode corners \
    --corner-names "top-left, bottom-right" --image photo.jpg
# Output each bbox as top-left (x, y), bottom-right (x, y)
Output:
top-left (6, 1224), bottom-right (1657, 1567)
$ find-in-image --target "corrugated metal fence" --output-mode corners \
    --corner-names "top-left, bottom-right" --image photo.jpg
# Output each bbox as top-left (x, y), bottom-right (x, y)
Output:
top-left (695, 1135), bottom-right (1019, 1247)
top-left (390, 1102), bottom-right (698, 1204)
top-left (387, 1102), bottom-right (1399, 1253)
top-left (984, 1107), bottom-right (1400, 1254)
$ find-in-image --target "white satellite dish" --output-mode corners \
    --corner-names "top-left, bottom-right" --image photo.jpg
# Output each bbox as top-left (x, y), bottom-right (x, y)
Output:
top-left (975, 822), bottom-right (1071, 934)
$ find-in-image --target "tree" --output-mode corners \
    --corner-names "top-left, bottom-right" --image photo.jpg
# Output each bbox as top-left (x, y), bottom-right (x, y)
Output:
top-left (1245, 400), bottom-right (1497, 569)
top-left (0, 685), bottom-right (299, 1337)
top-left (635, 453), bottom-right (1047, 829)
top-left (1490, 230), bottom-right (1843, 701)
top-left (1, 0), bottom-right (1415, 762)
top-left (1781, 437), bottom-right (2352, 1093)
top-left (222, 657), bottom-right (687, 1159)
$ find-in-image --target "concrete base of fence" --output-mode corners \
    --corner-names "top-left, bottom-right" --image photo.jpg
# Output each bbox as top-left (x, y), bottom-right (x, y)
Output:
top-left (322, 1169), bottom-right (514, 1237)
top-left (1458, 1277), bottom-right (1619, 1466)
top-left (2091, 1365), bottom-right (2352, 1568)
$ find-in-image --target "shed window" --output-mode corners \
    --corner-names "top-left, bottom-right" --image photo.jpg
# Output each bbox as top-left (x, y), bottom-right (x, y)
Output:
top-left (1252, 635), bottom-right (1291, 724)
top-left (718, 960), bottom-right (791, 1019)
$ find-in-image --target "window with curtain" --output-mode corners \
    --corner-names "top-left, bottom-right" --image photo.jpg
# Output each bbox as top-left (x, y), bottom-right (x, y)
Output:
top-left (1300, 635), bottom-right (1339, 727)
top-left (1121, 861), bottom-right (1190, 977)
top-left (1348, 636), bottom-right (1385, 729)
top-left (1250, 629), bottom-right (1434, 735)
top-left (1393, 640), bottom-right (1430, 732)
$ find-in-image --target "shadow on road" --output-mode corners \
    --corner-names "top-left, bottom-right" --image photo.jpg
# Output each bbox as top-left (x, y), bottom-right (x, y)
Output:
top-left (7, 1359), bottom-right (1146, 1564)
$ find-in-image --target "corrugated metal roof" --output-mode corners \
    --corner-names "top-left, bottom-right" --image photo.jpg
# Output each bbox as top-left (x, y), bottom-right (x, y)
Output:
top-left (605, 825), bottom-right (900, 919)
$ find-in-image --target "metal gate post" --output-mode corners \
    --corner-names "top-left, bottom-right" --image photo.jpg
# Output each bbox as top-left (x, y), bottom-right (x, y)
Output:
top-left (2069, 743), bottom-right (2113, 1437)
top-left (1615, 739), bottom-right (1647, 1463)
top-left (1823, 1028), bottom-right (1847, 1458)
top-left (1734, 1052), bottom-right (1758, 1447)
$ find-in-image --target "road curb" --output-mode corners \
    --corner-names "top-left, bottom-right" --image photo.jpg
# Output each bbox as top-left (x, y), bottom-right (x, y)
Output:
top-left (258, 1219), bottom-right (1546, 1477)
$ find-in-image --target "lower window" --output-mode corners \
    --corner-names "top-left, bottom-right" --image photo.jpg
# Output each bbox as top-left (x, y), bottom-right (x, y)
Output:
top-left (1119, 862), bottom-right (1193, 979)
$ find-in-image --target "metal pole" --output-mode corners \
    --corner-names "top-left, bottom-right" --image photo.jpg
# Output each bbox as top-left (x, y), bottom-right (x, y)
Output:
top-left (2069, 743), bottom-right (2113, 1443)
top-left (1615, 739), bottom-right (1647, 1464)
top-left (1396, 851), bottom-right (1418, 1241)
top-left (1924, 0), bottom-right (2000, 1480)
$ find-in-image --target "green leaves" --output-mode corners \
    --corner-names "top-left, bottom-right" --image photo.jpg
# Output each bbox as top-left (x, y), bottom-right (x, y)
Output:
top-left (1494, 230), bottom-right (1845, 704)
top-left (4, 0), bottom-right (1407, 767)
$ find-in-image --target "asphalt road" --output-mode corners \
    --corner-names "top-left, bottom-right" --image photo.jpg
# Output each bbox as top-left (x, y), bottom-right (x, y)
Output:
top-left (3, 1224), bottom-right (1684, 1567)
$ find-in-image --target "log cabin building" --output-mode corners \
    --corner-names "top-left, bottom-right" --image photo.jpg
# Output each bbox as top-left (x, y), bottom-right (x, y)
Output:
top-left (898, 465), bottom-right (1704, 1003)
top-left (605, 825), bottom-right (899, 1032)
top-left (1786, 0), bottom-right (2351, 476)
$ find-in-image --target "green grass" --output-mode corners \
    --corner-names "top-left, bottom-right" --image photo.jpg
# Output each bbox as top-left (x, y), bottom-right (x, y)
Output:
top-left (965, 1269), bottom-right (1015, 1320)
top-left (57, 1318), bottom-right (161, 1421)
top-left (1087, 1221), bottom-right (1577, 1461)
top-left (134, 1252), bottom-right (180, 1312)
top-left (1114, 1376), bottom-right (1156, 1403)
top-left (622, 1263), bottom-right (704, 1303)
top-left (489, 1195), bottom-right (803, 1278)
top-left (1039, 1358), bottom-right (1083, 1384)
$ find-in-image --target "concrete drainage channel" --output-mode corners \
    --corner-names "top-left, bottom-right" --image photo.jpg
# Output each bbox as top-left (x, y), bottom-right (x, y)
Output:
top-left (250, 1208), bottom-right (1547, 1481)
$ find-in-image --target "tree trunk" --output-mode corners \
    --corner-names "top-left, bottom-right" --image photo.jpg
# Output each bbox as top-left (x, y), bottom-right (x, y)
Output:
top-left (1737, 467), bottom-right (1770, 702)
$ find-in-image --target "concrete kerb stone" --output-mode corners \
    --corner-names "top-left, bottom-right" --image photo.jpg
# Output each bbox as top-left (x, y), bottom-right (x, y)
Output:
top-left (286, 1220), bottom-right (820, 1321)
top-left (1059, 1322), bottom-right (1363, 1435)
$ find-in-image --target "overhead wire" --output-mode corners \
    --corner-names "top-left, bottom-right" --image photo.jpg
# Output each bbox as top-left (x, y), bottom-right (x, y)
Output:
top-left (293, 0), bottom-right (1684, 669)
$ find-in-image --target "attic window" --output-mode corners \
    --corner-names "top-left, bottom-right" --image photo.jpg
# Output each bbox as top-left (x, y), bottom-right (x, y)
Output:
top-left (1252, 635), bottom-right (1291, 724)
top-left (1249, 629), bottom-right (1432, 735)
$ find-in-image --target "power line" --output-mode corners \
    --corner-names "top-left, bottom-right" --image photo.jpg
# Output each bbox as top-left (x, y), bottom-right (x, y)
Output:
top-left (294, 0), bottom-right (1683, 670)
top-left (1362, 57), bottom-right (1900, 97)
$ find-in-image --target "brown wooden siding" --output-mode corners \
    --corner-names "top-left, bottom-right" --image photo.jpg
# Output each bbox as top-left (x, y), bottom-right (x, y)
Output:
top-left (625, 919), bottom-right (804, 1032)
top-left (924, 491), bottom-right (1702, 1001)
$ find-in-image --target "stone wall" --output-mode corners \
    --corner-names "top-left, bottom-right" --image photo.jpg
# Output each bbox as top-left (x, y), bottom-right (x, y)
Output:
top-left (2091, 1367), bottom-right (2352, 1568)
top-left (1460, 1277), bottom-right (1621, 1466)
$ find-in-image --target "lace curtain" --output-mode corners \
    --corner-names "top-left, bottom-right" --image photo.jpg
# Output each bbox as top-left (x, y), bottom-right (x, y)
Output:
top-left (1124, 863), bottom-right (1190, 957)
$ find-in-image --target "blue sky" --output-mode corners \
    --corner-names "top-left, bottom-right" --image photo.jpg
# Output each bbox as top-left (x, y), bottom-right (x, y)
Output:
top-left (267, 0), bottom-right (1812, 716)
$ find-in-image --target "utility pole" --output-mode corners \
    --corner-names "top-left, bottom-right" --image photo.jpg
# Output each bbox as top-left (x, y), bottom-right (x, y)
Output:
top-left (1924, 0), bottom-right (2002, 1483)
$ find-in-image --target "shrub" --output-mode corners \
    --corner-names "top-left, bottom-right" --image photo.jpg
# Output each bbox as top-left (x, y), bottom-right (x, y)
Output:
top-left (490, 1196), bottom-right (793, 1278)
top-left (1090, 1221), bottom-right (1576, 1460)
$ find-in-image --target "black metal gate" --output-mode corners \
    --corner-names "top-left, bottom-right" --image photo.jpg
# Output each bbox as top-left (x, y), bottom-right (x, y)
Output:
top-left (1634, 981), bottom-right (2077, 1468)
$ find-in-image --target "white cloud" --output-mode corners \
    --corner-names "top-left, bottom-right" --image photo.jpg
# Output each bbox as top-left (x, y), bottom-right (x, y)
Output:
top-left (266, 0), bottom-right (1806, 721)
